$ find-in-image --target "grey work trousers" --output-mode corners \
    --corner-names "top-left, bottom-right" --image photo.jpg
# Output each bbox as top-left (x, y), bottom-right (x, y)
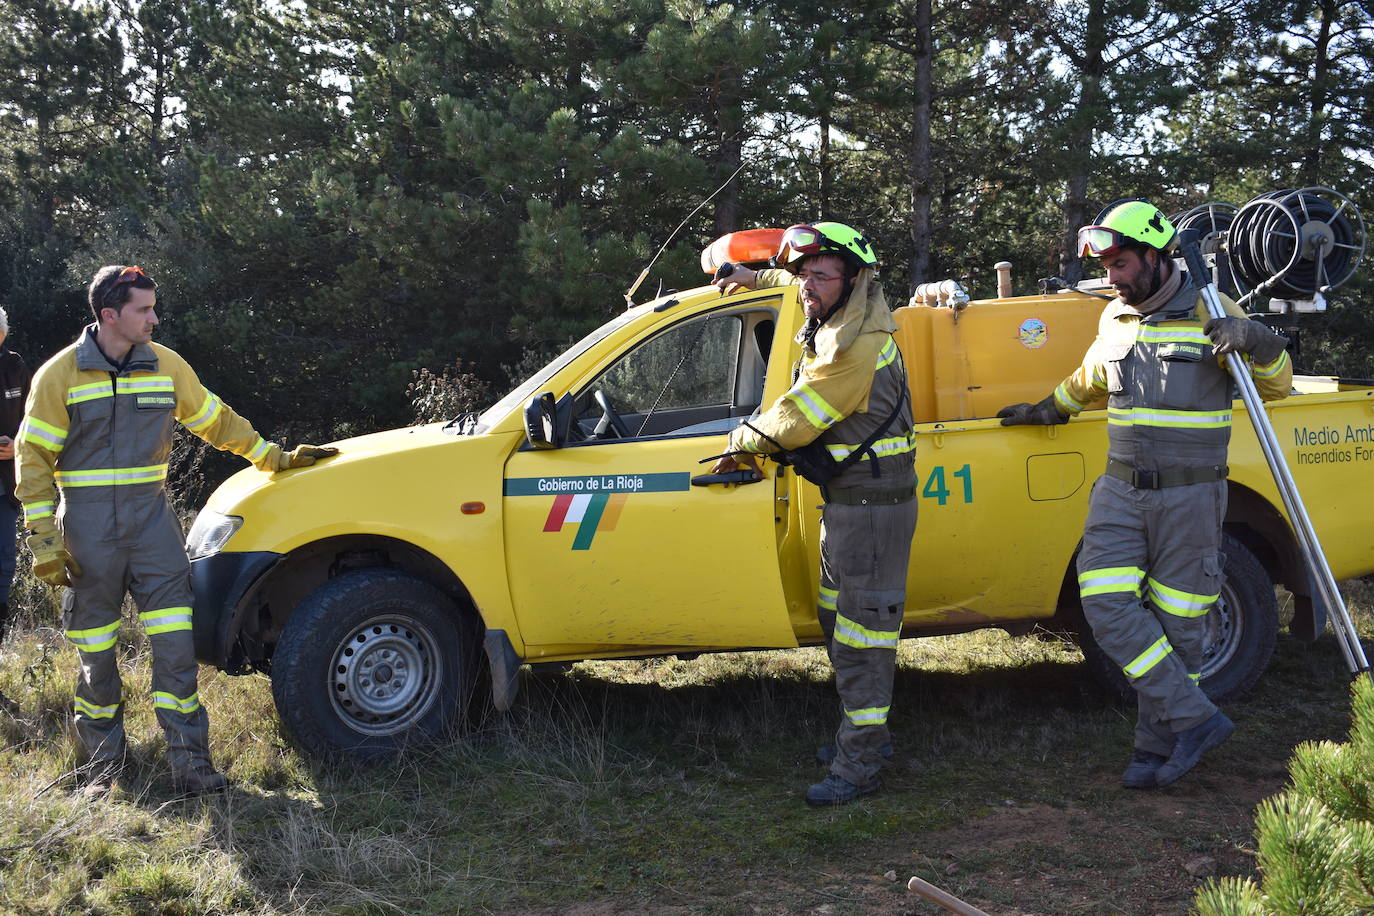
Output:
top-left (60, 491), bottom-right (210, 774)
top-left (816, 496), bottom-right (918, 786)
top-left (1077, 473), bottom-right (1224, 756)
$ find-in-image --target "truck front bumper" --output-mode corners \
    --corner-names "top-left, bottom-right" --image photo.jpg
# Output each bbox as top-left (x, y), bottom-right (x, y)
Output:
top-left (190, 550), bottom-right (283, 670)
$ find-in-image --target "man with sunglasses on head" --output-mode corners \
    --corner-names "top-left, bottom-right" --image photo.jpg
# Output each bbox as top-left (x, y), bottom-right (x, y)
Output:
top-left (711, 222), bottom-right (917, 806)
top-left (17, 264), bottom-right (337, 798)
top-left (998, 200), bottom-right (1292, 789)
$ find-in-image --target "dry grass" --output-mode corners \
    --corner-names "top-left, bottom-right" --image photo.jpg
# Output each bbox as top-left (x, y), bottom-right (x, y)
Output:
top-left (0, 579), bottom-right (1369, 914)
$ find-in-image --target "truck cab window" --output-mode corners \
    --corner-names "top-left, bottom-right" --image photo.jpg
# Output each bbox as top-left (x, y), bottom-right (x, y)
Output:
top-left (573, 308), bottom-right (775, 440)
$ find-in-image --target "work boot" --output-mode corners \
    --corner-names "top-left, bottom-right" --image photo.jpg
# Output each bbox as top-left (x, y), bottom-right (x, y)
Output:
top-left (816, 742), bottom-right (894, 766)
top-left (75, 760), bottom-right (124, 800)
top-left (805, 773), bottom-right (880, 806)
top-left (1120, 750), bottom-right (1169, 789)
top-left (1156, 711), bottom-right (1235, 787)
top-left (0, 687), bottom-right (19, 717)
top-left (171, 765), bottom-right (230, 797)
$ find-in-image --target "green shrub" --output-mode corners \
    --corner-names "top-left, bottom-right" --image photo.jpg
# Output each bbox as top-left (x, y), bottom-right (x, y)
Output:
top-left (1195, 676), bottom-right (1374, 915)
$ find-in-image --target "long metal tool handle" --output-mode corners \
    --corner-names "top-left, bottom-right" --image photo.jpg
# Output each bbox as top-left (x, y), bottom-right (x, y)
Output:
top-left (1178, 229), bottom-right (1371, 678)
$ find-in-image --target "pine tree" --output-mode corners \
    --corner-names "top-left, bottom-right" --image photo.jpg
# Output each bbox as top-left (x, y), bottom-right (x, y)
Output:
top-left (1194, 676), bottom-right (1374, 915)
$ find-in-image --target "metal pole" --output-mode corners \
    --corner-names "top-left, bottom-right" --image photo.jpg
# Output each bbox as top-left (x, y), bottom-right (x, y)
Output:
top-left (1178, 229), bottom-right (1371, 678)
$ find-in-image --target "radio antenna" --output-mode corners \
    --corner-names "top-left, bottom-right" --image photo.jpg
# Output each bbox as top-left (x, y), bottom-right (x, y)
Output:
top-left (623, 162), bottom-right (747, 309)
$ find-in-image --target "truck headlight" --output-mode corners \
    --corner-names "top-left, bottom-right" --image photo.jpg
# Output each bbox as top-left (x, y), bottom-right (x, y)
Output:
top-left (186, 510), bottom-right (243, 559)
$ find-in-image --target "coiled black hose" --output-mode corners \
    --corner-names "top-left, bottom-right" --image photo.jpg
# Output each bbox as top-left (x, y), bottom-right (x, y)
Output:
top-left (1226, 188), bottom-right (1364, 300)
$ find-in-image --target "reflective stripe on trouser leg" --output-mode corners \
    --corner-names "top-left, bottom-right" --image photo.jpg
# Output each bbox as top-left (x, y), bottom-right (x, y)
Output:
top-left (817, 575), bottom-right (839, 665)
top-left (1078, 474), bottom-right (1217, 757)
top-left (821, 498), bottom-right (917, 787)
top-left (128, 497), bottom-right (213, 774)
top-left (62, 584), bottom-right (128, 766)
top-left (1135, 479), bottom-right (1228, 751)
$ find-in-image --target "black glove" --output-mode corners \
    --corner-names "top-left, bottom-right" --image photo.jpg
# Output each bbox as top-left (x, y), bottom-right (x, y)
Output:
top-left (1204, 317), bottom-right (1289, 364)
top-left (997, 395), bottom-right (1070, 426)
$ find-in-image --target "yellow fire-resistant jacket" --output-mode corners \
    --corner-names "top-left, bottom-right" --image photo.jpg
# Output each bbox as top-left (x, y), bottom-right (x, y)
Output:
top-left (1051, 275), bottom-right (1292, 471)
top-left (17, 325), bottom-right (285, 527)
top-left (727, 268), bottom-right (916, 488)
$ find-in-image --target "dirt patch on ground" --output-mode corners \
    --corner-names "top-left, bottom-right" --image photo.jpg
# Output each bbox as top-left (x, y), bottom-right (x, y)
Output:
top-left (889, 766), bottom-right (1283, 915)
top-left (518, 763), bottom-right (1286, 916)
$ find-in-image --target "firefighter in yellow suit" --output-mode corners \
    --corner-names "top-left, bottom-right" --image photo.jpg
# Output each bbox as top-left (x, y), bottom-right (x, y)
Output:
top-left (18, 265), bottom-right (336, 797)
top-left (999, 201), bottom-right (1292, 788)
top-left (712, 223), bottom-right (917, 806)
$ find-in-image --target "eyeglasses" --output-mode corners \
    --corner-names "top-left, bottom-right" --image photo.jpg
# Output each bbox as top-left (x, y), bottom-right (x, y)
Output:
top-left (775, 224), bottom-right (826, 264)
top-left (1077, 226), bottom-right (1129, 259)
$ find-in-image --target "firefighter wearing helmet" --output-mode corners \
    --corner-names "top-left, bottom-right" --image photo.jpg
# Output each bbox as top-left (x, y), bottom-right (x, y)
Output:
top-left (998, 199), bottom-right (1293, 788)
top-left (710, 221), bottom-right (918, 805)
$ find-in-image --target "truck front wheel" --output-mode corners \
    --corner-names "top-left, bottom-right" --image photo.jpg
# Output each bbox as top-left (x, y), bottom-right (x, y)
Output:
top-left (270, 569), bottom-right (479, 761)
top-left (1078, 532), bottom-right (1278, 704)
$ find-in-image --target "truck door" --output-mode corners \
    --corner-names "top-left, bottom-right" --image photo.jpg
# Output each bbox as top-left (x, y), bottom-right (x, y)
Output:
top-left (503, 305), bottom-right (800, 654)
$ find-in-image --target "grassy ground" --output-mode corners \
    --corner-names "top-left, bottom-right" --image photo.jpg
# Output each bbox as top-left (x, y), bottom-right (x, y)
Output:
top-left (0, 582), bottom-right (1368, 915)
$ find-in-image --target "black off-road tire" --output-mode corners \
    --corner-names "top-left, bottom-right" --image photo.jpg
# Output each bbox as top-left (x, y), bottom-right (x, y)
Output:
top-left (1078, 532), bottom-right (1278, 703)
top-left (270, 568), bottom-right (479, 761)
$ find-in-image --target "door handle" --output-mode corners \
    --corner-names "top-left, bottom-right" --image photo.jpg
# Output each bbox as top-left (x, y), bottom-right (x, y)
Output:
top-left (690, 470), bottom-right (764, 487)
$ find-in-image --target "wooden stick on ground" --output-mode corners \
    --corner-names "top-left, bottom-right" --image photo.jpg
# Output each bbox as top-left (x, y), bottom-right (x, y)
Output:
top-left (906, 876), bottom-right (992, 916)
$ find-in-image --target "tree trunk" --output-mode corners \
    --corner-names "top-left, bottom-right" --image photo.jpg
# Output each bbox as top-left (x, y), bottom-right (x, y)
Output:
top-left (907, 0), bottom-right (933, 293)
top-left (712, 58), bottom-right (742, 236)
top-left (1058, 0), bottom-right (1106, 285)
top-left (1298, 0), bottom-right (1334, 183)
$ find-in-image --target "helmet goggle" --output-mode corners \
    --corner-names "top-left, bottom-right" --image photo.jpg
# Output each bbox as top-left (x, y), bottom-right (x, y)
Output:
top-left (775, 224), bottom-right (828, 265)
top-left (1077, 225), bottom-right (1130, 259)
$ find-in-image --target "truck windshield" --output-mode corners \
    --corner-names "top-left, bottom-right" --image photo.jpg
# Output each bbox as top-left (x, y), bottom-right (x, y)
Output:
top-left (472, 306), bottom-right (647, 433)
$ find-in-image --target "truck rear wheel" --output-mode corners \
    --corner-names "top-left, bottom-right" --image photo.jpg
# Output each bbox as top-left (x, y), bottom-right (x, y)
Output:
top-left (1078, 532), bottom-right (1278, 703)
top-left (270, 568), bottom-right (479, 761)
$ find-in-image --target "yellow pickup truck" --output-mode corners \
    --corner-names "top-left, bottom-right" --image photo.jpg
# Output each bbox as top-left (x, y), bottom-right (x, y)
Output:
top-left (186, 265), bottom-right (1374, 760)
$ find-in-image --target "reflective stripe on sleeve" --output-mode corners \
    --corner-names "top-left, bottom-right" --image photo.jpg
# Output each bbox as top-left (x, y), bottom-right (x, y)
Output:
top-left (140, 606), bottom-right (193, 635)
top-left (66, 620), bottom-right (121, 653)
top-left (183, 389), bottom-right (224, 433)
top-left (1124, 635), bottom-right (1173, 679)
top-left (818, 585), bottom-right (838, 612)
top-left (74, 696), bottom-right (120, 720)
top-left (844, 705), bottom-right (890, 726)
top-left (784, 383), bottom-right (845, 431)
top-left (875, 338), bottom-right (900, 369)
top-left (1146, 578), bottom-right (1217, 618)
top-left (1055, 381), bottom-right (1088, 414)
top-left (1107, 407), bottom-right (1231, 429)
top-left (1253, 350), bottom-right (1290, 379)
top-left (22, 501), bottom-right (55, 523)
top-left (55, 465), bottom-right (169, 487)
top-left (248, 437), bottom-right (272, 463)
top-left (152, 691), bottom-right (201, 715)
top-left (1078, 566), bottom-right (1145, 598)
top-left (19, 416), bottom-right (67, 452)
top-left (834, 613), bottom-right (900, 650)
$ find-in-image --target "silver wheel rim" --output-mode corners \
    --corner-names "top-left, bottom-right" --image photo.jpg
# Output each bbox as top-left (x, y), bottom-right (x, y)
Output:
top-left (329, 615), bottom-right (442, 736)
top-left (1200, 581), bottom-right (1242, 681)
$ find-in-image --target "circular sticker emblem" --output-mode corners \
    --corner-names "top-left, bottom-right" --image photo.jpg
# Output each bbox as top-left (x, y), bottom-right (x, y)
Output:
top-left (1018, 318), bottom-right (1048, 350)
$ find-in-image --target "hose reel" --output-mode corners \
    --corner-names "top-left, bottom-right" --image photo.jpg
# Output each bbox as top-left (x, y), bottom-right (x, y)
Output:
top-left (1176, 188), bottom-right (1365, 314)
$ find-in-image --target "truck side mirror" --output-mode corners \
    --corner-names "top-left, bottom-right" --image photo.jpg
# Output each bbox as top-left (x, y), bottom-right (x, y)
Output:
top-left (524, 392), bottom-right (561, 449)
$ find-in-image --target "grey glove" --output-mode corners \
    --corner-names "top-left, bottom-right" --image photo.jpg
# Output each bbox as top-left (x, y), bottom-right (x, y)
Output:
top-left (997, 395), bottom-right (1069, 426)
top-left (1204, 317), bottom-right (1288, 364)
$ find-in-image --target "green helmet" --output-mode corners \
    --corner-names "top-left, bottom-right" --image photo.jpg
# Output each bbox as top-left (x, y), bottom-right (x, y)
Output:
top-left (774, 221), bottom-right (878, 273)
top-left (1077, 199), bottom-right (1177, 258)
